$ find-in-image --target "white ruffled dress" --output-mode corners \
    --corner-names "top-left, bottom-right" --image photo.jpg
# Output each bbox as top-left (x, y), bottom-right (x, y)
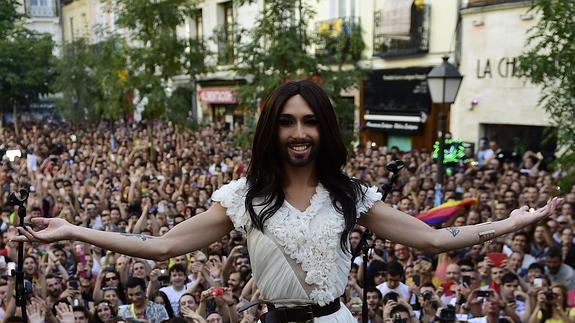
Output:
top-left (211, 178), bottom-right (382, 322)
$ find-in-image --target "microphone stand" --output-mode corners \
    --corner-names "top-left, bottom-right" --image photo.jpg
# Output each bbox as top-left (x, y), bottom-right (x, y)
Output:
top-left (354, 160), bottom-right (404, 323)
top-left (8, 189), bottom-right (29, 322)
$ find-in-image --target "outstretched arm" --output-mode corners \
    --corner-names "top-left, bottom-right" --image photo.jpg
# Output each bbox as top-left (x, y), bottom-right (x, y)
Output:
top-left (359, 197), bottom-right (562, 254)
top-left (13, 203), bottom-right (234, 261)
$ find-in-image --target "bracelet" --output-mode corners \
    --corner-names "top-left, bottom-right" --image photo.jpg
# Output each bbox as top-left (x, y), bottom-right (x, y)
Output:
top-left (478, 230), bottom-right (496, 243)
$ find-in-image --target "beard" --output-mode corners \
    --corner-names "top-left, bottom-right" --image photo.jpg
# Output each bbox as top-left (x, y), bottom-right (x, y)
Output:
top-left (279, 140), bottom-right (319, 167)
top-left (48, 289), bottom-right (62, 298)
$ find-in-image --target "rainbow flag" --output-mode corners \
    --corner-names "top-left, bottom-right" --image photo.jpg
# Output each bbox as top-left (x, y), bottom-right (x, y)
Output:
top-left (416, 198), bottom-right (477, 225)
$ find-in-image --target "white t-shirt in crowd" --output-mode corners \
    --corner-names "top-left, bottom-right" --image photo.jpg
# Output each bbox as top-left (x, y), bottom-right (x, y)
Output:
top-left (376, 281), bottom-right (410, 301)
top-left (159, 284), bottom-right (189, 316)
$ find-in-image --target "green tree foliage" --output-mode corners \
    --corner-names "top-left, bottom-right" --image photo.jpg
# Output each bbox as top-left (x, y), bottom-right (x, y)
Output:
top-left (233, 0), bottom-right (365, 148)
top-left (518, 0), bottom-right (575, 193)
top-left (113, 0), bottom-right (210, 125)
top-left (0, 0), bottom-right (54, 136)
top-left (52, 36), bottom-right (130, 123)
top-left (0, 0), bottom-right (21, 39)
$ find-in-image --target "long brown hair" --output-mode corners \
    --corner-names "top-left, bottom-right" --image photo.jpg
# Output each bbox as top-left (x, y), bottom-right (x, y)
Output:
top-left (245, 80), bottom-right (366, 251)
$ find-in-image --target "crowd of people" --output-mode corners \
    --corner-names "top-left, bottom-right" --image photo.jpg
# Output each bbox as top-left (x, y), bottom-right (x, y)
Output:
top-left (0, 119), bottom-right (574, 323)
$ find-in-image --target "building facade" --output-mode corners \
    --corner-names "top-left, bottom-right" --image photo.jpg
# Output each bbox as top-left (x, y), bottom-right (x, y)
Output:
top-left (19, 0), bottom-right (62, 54)
top-left (183, 0), bottom-right (260, 130)
top-left (54, 0), bottom-right (554, 154)
top-left (189, 0), bottom-right (461, 149)
top-left (451, 0), bottom-right (554, 154)
top-left (357, 0), bottom-right (460, 151)
top-left (61, 0), bottom-right (118, 43)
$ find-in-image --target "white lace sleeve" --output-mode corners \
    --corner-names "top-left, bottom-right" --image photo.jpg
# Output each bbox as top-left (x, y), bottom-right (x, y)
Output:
top-left (357, 185), bottom-right (382, 217)
top-left (211, 178), bottom-right (251, 234)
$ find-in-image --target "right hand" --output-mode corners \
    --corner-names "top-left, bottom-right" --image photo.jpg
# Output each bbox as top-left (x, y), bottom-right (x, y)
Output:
top-left (468, 289), bottom-right (483, 305)
top-left (229, 245), bottom-right (243, 258)
top-left (200, 288), bottom-right (214, 302)
top-left (27, 299), bottom-right (46, 323)
top-left (536, 289), bottom-right (548, 305)
top-left (421, 299), bottom-right (436, 316)
top-left (130, 173), bottom-right (141, 185)
top-left (251, 289), bottom-right (262, 303)
top-left (11, 218), bottom-right (73, 243)
top-left (149, 269), bottom-right (160, 283)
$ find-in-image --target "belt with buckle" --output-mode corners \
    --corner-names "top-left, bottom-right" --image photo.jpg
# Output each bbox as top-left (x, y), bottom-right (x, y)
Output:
top-left (259, 298), bottom-right (341, 322)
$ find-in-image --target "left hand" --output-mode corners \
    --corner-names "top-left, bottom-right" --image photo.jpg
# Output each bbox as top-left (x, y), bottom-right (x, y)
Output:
top-left (205, 260), bottom-right (222, 279)
top-left (55, 302), bottom-right (75, 323)
top-left (221, 287), bottom-right (234, 305)
top-left (180, 306), bottom-right (206, 322)
top-left (347, 275), bottom-right (358, 288)
top-left (508, 197), bottom-right (563, 229)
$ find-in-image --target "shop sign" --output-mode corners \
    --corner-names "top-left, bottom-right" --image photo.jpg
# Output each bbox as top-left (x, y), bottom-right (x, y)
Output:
top-left (364, 67), bottom-right (432, 114)
top-left (364, 113), bottom-right (425, 134)
top-left (199, 88), bottom-right (238, 104)
top-left (366, 120), bottom-right (421, 133)
top-left (476, 57), bottom-right (520, 79)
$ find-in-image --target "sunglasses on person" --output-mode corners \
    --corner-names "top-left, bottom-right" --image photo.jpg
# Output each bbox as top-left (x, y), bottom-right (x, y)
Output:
top-left (104, 276), bottom-right (118, 282)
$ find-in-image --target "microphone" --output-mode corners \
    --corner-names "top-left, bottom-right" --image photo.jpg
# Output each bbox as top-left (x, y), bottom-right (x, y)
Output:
top-left (385, 160), bottom-right (405, 173)
top-left (8, 189), bottom-right (29, 207)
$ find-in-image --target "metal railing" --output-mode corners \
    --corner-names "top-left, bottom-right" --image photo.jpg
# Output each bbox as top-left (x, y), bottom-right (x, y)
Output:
top-left (316, 16), bottom-right (359, 37)
top-left (373, 3), bottom-right (430, 58)
top-left (315, 16), bottom-right (360, 63)
top-left (28, 5), bottom-right (57, 17)
top-left (463, 0), bottom-right (527, 8)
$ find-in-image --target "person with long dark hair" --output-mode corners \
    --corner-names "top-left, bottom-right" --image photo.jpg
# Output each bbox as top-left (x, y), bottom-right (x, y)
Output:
top-left (93, 300), bottom-right (117, 323)
top-left (528, 284), bottom-right (574, 323)
top-left (13, 80), bottom-right (562, 322)
top-left (151, 291), bottom-right (175, 319)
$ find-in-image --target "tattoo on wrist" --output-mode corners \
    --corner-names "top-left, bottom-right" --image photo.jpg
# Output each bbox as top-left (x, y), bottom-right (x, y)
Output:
top-left (478, 230), bottom-right (496, 243)
top-left (446, 227), bottom-right (460, 237)
top-left (120, 233), bottom-right (154, 241)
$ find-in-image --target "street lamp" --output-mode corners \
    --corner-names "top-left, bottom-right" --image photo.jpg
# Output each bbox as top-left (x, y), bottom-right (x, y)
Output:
top-left (427, 56), bottom-right (463, 206)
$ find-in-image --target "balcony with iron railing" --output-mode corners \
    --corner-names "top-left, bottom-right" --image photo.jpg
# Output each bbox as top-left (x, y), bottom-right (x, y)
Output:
top-left (463, 0), bottom-right (527, 8)
top-left (27, 0), bottom-right (58, 17)
top-left (215, 27), bottom-right (234, 66)
top-left (315, 16), bottom-right (362, 64)
top-left (217, 41), bottom-right (234, 66)
top-left (28, 6), bottom-right (57, 17)
top-left (373, 2), bottom-right (430, 58)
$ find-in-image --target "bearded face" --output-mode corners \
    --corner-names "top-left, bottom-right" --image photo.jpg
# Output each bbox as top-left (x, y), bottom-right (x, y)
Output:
top-left (277, 95), bottom-right (320, 169)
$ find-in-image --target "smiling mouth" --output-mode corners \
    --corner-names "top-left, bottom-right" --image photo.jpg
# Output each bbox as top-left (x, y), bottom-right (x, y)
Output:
top-left (288, 143), bottom-right (311, 152)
